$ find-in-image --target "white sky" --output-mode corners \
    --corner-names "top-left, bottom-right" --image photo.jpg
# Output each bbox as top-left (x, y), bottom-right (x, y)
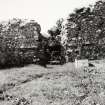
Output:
top-left (0, 0), bottom-right (98, 33)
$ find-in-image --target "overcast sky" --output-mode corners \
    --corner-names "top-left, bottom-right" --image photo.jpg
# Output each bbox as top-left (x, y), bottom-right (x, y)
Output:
top-left (0, 0), bottom-right (98, 33)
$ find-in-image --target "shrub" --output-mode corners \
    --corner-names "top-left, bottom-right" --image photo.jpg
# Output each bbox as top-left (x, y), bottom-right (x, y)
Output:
top-left (0, 18), bottom-right (41, 68)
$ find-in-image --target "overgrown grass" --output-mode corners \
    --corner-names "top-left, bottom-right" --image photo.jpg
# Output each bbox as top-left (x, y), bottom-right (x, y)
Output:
top-left (0, 62), bottom-right (105, 105)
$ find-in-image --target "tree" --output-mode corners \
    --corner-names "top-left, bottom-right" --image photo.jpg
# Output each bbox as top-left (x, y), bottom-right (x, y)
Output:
top-left (59, 0), bottom-right (105, 60)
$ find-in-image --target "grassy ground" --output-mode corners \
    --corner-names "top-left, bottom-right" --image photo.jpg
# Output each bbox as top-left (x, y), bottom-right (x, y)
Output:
top-left (0, 61), bottom-right (105, 105)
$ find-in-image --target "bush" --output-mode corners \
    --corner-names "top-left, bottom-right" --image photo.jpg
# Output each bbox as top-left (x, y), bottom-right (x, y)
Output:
top-left (0, 18), bottom-right (41, 68)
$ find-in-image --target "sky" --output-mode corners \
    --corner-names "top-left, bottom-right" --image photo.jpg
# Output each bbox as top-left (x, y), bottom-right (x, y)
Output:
top-left (0, 0), bottom-right (98, 33)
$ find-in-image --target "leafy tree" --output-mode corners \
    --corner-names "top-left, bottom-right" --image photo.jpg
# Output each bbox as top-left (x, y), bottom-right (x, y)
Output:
top-left (48, 18), bottom-right (64, 37)
top-left (59, 0), bottom-right (105, 60)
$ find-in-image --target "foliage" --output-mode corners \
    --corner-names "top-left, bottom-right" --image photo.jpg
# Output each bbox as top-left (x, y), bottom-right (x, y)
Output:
top-left (59, 0), bottom-right (105, 61)
top-left (48, 18), bottom-right (64, 37)
top-left (0, 18), bottom-right (41, 68)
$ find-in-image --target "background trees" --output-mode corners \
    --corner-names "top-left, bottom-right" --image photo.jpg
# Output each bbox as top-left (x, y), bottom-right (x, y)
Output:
top-left (48, 0), bottom-right (105, 61)
top-left (0, 0), bottom-right (105, 67)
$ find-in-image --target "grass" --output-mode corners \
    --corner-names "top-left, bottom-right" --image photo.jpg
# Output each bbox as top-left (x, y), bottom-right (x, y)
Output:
top-left (0, 61), bottom-right (105, 105)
